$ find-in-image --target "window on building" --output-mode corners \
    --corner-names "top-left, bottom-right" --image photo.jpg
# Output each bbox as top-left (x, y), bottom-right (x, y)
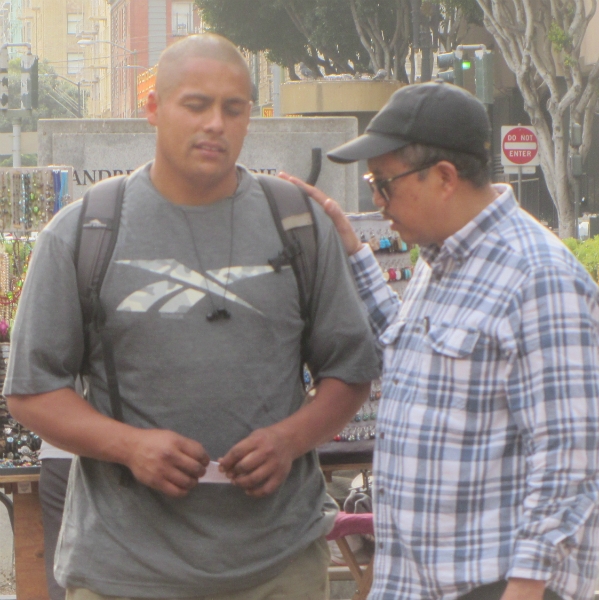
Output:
top-left (172, 2), bottom-right (193, 36)
top-left (24, 21), bottom-right (32, 44)
top-left (67, 14), bottom-right (82, 35)
top-left (67, 53), bottom-right (84, 75)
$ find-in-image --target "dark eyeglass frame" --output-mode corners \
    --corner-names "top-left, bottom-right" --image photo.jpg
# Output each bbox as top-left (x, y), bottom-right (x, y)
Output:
top-left (363, 162), bottom-right (437, 203)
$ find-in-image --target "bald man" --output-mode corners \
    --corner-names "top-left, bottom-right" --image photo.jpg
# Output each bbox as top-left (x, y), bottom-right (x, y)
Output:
top-left (4, 35), bottom-right (379, 600)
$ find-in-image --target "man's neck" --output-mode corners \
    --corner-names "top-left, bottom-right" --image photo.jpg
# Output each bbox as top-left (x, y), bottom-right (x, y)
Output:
top-left (149, 161), bottom-right (239, 206)
top-left (434, 183), bottom-right (500, 247)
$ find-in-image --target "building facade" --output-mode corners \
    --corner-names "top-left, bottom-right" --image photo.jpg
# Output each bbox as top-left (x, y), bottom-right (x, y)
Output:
top-left (108, 0), bottom-right (203, 117)
top-left (3, 0), bottom-right (111, 117)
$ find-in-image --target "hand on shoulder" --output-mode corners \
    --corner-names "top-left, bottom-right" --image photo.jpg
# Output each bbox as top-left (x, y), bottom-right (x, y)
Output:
top-left (278, 172), bottom-right (363, 256)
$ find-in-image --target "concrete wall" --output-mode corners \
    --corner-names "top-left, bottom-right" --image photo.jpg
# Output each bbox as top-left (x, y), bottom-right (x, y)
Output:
top-left (38, 116), bottom-right (359, 210)
top-left (281, 81), bottom-right (403, 115)
top-left (0, 133), bottom-right (37, 155)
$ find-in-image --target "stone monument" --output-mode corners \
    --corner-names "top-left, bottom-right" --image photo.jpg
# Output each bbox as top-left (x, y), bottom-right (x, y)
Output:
top-left (38, 117), bottom-right (359, 211)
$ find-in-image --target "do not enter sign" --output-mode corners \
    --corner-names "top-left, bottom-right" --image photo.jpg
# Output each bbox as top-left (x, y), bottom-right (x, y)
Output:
top-left (501, 126), bottom-right (540, 167)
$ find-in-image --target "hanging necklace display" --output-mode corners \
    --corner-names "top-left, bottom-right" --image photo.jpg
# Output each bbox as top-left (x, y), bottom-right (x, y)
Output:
top-left (182, 197), bottom-right (236, 322)
top-left (348, 211), bottom-right (414, 297)
top-left (328, 211), bottom-right (414, 444)
top-left (0, 167), bottom-right (72, 233)
top-left (0, 167), bottom-right (72, 468)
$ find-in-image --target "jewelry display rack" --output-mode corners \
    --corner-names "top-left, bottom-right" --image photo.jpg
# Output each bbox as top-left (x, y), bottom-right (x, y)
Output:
top-left (331, 212), bottom-right (414, 444)
top-left (0, 166), bottom-right (73, 469)
top-left (348, 211), bottom-right (414, 296)
top-left (0, 166), bottom-right (73, 232)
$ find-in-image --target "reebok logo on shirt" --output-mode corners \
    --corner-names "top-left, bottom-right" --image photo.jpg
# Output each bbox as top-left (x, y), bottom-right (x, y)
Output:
top-left (116, 259), bottom-right (282, 315)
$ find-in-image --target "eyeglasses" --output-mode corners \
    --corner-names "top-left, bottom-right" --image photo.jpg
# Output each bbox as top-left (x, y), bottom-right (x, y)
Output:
top-left (363, 163), bottom-right (437, 203)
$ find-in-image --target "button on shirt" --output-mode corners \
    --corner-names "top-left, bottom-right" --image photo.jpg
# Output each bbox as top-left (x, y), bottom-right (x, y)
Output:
top-left (350, 185), bottom-right (599, 600)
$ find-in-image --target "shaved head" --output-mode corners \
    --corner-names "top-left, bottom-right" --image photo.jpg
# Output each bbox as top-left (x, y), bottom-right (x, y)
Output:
top-left (156, 34), bottom-right (252, 100)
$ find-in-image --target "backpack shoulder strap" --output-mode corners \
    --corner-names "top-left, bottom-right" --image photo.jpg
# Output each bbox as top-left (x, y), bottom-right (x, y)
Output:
top-left (257, 175), bottom-right (318, 369)
top-left (75, 174), bottom-right (127, 328)
top-left (74, 174), bottom-right (133, 485)
top-left (257, 174), bottom-right (318, 323)
top-left (75, 175), bottom-right (126, 396)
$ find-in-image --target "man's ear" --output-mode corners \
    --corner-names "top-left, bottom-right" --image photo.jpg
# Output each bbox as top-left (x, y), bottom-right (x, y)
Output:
top-left (146, 90), bottom-right (159, 126)
top-left (434, 161), bottom-right (460, 197)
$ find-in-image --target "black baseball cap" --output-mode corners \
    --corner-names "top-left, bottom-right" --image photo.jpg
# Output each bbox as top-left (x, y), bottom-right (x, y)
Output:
top-left (327, 82), bottom-right (491, 164)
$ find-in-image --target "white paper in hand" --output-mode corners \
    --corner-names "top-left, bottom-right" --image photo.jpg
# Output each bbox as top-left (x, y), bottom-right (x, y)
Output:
top-left (198, 461), bottom-right (232, 484)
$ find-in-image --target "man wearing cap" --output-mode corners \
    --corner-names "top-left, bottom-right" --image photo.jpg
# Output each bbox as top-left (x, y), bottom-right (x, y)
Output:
top-left (283, 82), bottom-right (599, 600)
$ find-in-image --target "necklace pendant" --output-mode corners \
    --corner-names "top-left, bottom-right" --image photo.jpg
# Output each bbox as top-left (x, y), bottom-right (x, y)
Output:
top-left (206, 308), bottom-right (231, 322)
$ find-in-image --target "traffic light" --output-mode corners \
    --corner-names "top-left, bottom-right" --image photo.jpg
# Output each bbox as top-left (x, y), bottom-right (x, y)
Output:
top-left (474, 50), bottom-right (493, 104)
top-left (437, 52), bottom-right (463, 86)
top-left (0, 47), bottom-right (8, 109)
top-left (20, 53), bottom-right (38, 110)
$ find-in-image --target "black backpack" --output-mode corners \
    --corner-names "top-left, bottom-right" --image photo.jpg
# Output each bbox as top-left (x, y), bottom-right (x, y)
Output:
top-left (74, 173), bottom-right (318, 431)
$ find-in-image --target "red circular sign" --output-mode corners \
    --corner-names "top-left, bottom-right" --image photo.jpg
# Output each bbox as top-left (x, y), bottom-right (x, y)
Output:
top-left (502, 127), bottom-right (538, 165)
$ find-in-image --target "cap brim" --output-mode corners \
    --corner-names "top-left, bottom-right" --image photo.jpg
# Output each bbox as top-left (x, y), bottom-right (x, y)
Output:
top-left (327, 133), bottom-right (410, 164)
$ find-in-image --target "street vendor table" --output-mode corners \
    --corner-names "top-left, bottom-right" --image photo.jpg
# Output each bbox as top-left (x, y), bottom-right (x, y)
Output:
top-left (318, 439), bottom-right (374, 481)
top-left (318, 440), bottom-right (374, 600)
top-left (0, 466), bottom-right (47, 600)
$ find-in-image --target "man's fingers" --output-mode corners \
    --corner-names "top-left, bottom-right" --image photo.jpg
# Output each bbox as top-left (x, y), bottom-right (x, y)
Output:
top-left (231, 464), bottom-right (271, 488)
top-left (218, 439), bottom-right (254, 472)
top-left (125, 429), bottom-right (211, 496)
top-left (158, 478), bottom-right (196, 498)
top-left (278, 172), bottom-right (361, 254)
top-left (172, 452), bottom-right (207, 479)
top-left (230, 462), bottom-right (284, 497)
top-left (177, 436), bottom-right (210, 466)
top-left (278, 172), bottom-right (329, 206)
top-left (227, 447), bottom-right (268, 479)
top-left (165, 467), bottom-right (200, 492)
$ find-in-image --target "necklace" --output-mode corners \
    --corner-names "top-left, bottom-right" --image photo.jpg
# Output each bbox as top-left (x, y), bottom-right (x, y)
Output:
top-left (181, 198), bottom-right (235, 322)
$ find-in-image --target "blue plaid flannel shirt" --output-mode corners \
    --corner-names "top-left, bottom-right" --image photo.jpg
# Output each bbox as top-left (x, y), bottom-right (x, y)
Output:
top-left (350, 185), bottom-right (599, 600)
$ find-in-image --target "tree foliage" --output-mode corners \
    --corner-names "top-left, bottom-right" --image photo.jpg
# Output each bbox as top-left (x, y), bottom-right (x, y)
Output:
top-left (476, 0), bottom-right (599, 238)
top-left (426, 0), bottom-right (483, 51)
top-left (563, 235), bottom-right (599, 281)
top-left (196, 0), bottom-right (482, 81)
top-left (197, 0), bottom-right (370, 78)
top-left (0, 58), bottom-right (82, 133)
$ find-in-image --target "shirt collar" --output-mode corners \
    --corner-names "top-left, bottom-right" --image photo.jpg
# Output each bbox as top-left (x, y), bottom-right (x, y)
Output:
top-left (419, 184), bottom-right (518, 277)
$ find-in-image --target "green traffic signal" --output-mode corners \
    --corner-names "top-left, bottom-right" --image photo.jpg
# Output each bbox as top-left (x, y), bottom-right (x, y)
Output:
top-left (436, 52), bottom-right (464, 87)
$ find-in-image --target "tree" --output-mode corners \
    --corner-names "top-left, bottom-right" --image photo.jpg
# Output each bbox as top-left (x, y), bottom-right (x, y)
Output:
top-left (281, 0), bottom-right (371, 76)
top-left (349, 0), bottom-right (411, 82)
top-left (196, 0), bottom-right (307, 78)
top-left (197, 0), bottom-right (370, 79)
top-left (0, 58), bottom-right (82, 134)
top-left (476, 0), bottom-right (599, 238)
top-left (428, 0), bottom-right (483, 51)
top-left (197, 0), bottom-right (485, 81)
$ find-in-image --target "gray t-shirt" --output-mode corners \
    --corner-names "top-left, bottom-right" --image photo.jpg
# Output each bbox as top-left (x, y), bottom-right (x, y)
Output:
top-left (5, 164), bottom-right (380, 597)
